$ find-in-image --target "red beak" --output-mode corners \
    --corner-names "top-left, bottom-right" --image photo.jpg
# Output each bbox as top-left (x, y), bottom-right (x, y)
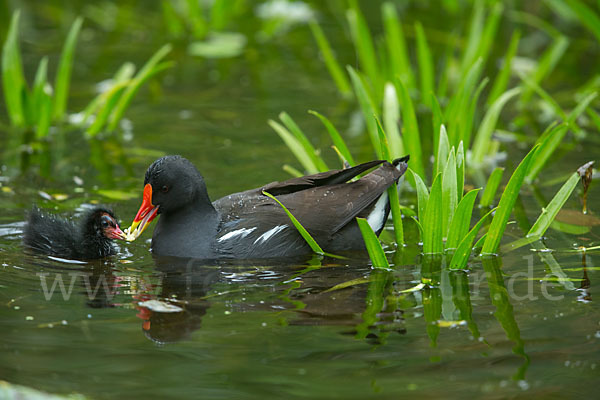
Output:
top-left (108, 224), bottom-right (126, 240)
top-left (128, 184), bottom-right (159, 238)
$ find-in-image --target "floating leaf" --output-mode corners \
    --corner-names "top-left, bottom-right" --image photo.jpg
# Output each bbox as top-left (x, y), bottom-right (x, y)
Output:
top-left (96, 190), bottom-right (139, 201)
top-left (188, 32), bottom-right (246, 58)
top-left (138, 300), bottom-right (183, 313)
top-left (323, 277), bottom-right (371, 293)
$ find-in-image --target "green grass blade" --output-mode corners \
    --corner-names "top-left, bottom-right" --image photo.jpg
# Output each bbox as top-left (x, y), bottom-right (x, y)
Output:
top-left (185, 0), bottom-right (208, 38)
top-left (32, 57), bottom-right (51, 138)
top-left (471, 87), bottom-right (521, 164)
top-left (520, 36), bottom-right (569, 103)
top-left (31, 57), bottom-right (49, 123)
top-left (566, 91), bottom-right (598, 125)
top-left (474, 3), bottom-right (503, 65)
top-left (560, 0), bottom-right (600, 42)
top-left (375, 115), bottom-right (391, 161)
top-left (462, 77), bottom-right (488, 147)
top-left (587, 108), bottom-right (600, 131)
top-left (480, 167), bottom-right (504, 207)
top-left (449, 207), bottom-right (495, 269)
top-left (488, 30), bottom-right (520, 105)
top-left (308, 110), bottom-right (355, 166)
top-left (394, 77), bottom-right (424, 179)
top-left (36, 93), bottom-right (52, 139)
top-left (356, 217), bottom-right (390, 269)
top-left (482, 145), bottom-right (539, 254)
top-left (2, 11), bottom-right (26, 127)
top-left (423, 173), bottom-right (443, 254)
top-left (518, 70), bottom-right (566, 119)
top-left (446, 189), bottom-right (481, 250)
top-left (441, 148), bottom-right (457, 237)
top-left (107, 60), bottom-right (172, 132)
top-left (431, 94), bottom-right (444, 161)
top-left (436, 124), bottom-right (449, 176)
top-left (461, 1), bottom-right (503, 71)
top-left (347, 1), bottom-right (380, 94)
top-left (53, 16), bottom-right (82, 121)
top-left (456, 141), bottom-right (465, 200)
top-left (269, 120), bottom-right (319, 173)
top-left (162, 0), bottom-right (186, 37)
top-left (86, 84), bottom-right (128, 137)
top-left (526, 123), bottom-right (568, 183)
top-left (461, 0), bottom-right (484, 72)
top-left (348, 66), bottom-right (380, 153)
top-left (383, 82), bottom-right (404, 158)
top-left (279, 112), bottom-right (328, 172)
top-left (527, 170), bottom-right (580, 239)
top-left (446, 59), bottom-right (483, 146)
top-left (309, 21), bottom-right (352, 97)
top-left (473, 232), bottom-right (488, 253)
top-left (410, 168), bottom-right (429, 224)
top-left (81, 62), bottom-right (135, 125)
top-left (108, 44), bottom-right (173, 131)
top-left (382, 2), bottom-right (413, 88)
top-left (210, 0), bottom-right (233, 31)
top-left (415, 21), bottom-right (434, 108)
top-left (263, 191), bottom-right (340, 258)
top-left (283, 164), bottom-right (303, 178)
top-left (375, 116), bottom-right (404, 246)
top-left (388, 184), bottom-right (404, 246)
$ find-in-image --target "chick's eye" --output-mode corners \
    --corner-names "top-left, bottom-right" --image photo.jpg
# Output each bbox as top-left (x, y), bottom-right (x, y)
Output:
top-left (100, 215), bottom-right (112, 228)
top-left (161, 185), bottom-right (169, 193)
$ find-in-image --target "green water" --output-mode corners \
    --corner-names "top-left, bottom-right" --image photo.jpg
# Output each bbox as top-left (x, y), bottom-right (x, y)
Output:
top-left (1, 1), bottom-right (600, 399)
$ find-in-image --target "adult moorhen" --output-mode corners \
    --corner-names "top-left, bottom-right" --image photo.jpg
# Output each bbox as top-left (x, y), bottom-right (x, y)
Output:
top-left (126, 155), bottom-right (409, 259)
top-left (23, 206), bottom-right (125, 259)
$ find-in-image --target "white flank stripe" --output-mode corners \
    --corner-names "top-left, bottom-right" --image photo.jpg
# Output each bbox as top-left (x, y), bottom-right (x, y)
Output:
top-left (217, 227), bottom-right (257, 242)
top-left (254, 225), bottom-right (287, 245)
top-left (367, 193), bottom-right (388, 232)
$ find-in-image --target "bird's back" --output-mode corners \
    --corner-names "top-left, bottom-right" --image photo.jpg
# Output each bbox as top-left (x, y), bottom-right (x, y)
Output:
top-left (211, 159), bottom-right (407, 258)
top-left (23, 208), bottom-right (81, 259)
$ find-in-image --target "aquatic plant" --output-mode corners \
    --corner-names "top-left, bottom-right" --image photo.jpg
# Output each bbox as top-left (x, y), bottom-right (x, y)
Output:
top-left (269, 0), bottom-right (597, 267)
top-left (307, 1), bottom-right (598, 184)
top-left (162, 0), bottom-right (314, 58)
top-left (1, 11), bottom-right (173, 139)
top-left (1, 11), bottom-right (82, 138)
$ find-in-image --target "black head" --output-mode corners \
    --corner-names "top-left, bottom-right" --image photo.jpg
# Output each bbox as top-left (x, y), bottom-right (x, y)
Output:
top-left (82, 207), bottom-right (124, 241)
top-left (143, 155), bottom-right (210, 214)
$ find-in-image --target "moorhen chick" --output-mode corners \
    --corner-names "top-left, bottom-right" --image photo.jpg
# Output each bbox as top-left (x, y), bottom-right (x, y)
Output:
top-left (23, 206), bottom-right (125, 259)
top-left (126, 155), bottom-right (410, 259)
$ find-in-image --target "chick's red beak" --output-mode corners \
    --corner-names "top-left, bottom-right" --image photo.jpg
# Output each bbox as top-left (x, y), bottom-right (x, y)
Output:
top-left (130, 184), bottom-right (159, 236)
top-left (107, 224), bottom-right (126, 240)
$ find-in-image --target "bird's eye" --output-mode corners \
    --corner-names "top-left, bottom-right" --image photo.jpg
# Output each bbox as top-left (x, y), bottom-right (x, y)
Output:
top-left (100, 215), bottom-right (112, 228)
top-left (161, 185), bottom-right (169, 193)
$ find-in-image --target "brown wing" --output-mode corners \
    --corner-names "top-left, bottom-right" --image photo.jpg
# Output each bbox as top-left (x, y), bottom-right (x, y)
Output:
top-left (276, 161), bottom-right (406, 237)
top-left (260, 160), bottom-right (386, 196)
top-left (212, 158), bottom-right (408, 257)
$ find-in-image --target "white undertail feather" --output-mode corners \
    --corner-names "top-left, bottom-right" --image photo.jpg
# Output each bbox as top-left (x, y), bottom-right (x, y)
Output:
top-left (367, 192), bottom-right (388, 232)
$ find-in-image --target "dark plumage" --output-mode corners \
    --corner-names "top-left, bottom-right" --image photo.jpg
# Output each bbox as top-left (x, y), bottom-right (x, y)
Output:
top-left (130, 155), bottom-right (409, 259)
top-left (23, 206), bottom-right (124, 259)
